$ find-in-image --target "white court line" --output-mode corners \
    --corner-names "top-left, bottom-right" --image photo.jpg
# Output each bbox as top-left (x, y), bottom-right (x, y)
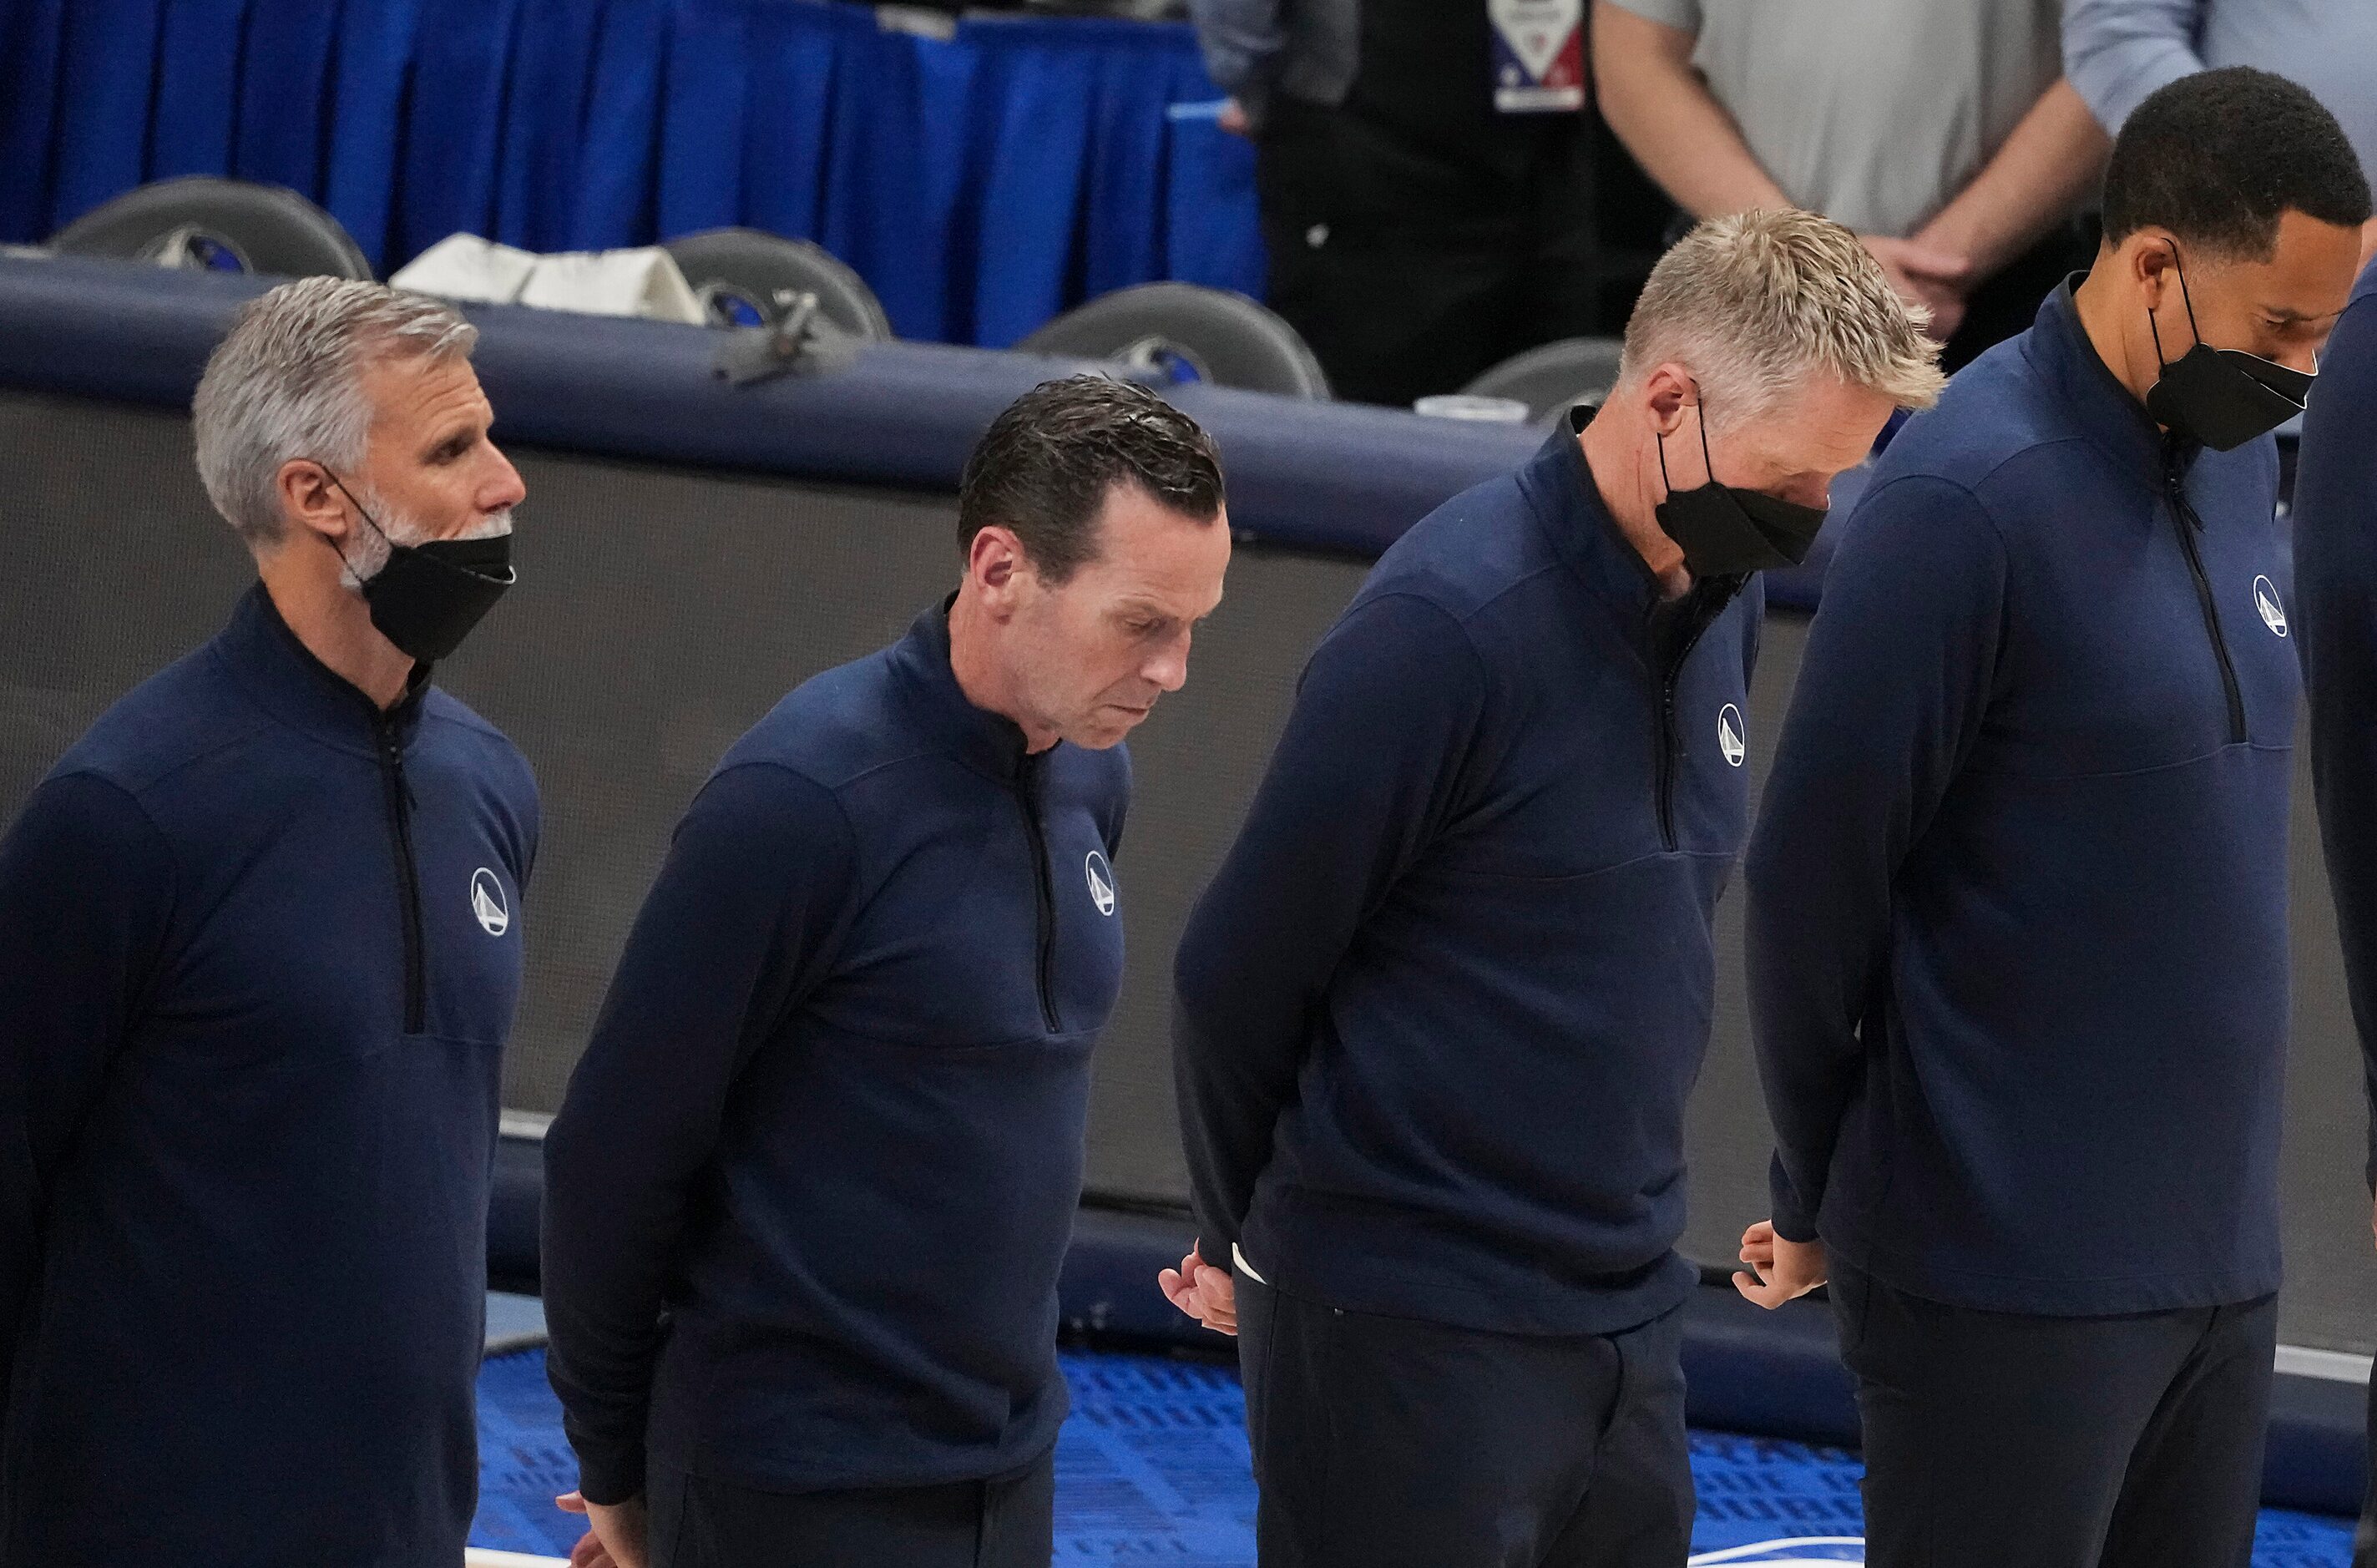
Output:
top-left (1688, 1540), bottom-right (1865, 1565)
top-left (2276, 1343), bottom-right (2374, 1383)
top-left (466, 1551), bottom-right (568, 1568)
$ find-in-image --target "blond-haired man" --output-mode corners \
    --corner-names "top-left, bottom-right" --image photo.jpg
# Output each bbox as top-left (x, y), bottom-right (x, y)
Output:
top-left (1160, 210), bottom-right (1941, 1568)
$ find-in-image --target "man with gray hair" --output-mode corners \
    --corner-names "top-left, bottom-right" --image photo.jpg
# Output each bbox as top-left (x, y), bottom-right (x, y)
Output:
top-left (1162, 209), bottom-right (1941, 1566)
top-left (0, 276), bottom-right (534, 1566)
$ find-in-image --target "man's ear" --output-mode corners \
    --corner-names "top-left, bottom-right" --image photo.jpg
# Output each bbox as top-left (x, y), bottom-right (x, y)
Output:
top-left (965, 524), bottom-right (1033, 614)
top-left (276, 458), bottom-right (354, 548)
top-left (2130, 230), bottom-right (2180, 313)
top-left (1639, 362), bottom-right (1697, 438)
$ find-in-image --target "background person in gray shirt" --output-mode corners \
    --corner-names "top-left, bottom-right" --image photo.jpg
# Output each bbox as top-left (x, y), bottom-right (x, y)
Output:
top-left (2065, 0), bottom-right (2377, 266)
top-left (1593, 0), bottom-right (2109, 369)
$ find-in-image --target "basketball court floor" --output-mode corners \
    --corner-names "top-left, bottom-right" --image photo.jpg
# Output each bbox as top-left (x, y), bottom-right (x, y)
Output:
top-left (465, 1304), bottom-right (2361, 1568)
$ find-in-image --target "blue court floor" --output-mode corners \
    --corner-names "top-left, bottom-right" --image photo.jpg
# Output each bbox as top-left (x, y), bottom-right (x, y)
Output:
top-left (470, 1344), bottom-right (2359, 1565)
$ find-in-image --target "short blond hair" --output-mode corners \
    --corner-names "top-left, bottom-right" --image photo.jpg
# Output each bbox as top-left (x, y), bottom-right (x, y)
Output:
top-left (1618, 210), bottom-right (1945, 424)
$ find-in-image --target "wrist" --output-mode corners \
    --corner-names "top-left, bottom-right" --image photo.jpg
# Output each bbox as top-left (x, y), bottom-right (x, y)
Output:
top-left (1909, 217), bottom-right (1995, 285)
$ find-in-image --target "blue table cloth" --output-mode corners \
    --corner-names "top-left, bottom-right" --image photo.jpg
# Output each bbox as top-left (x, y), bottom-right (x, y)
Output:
top-left (0, 0), bottom-right (1266, 345)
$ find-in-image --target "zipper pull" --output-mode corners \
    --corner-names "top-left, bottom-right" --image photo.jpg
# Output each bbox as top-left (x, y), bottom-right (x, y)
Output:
top-left (2162, 440), bottom-right (2206, 530)
top-left (379, 726), bottom-right (417, 809)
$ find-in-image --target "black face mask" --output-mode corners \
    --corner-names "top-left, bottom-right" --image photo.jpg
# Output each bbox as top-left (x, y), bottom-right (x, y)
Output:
top-left (1652, 403), bottom-right (1829, 578)
top-left (2143, 248), bottom-right (2316, 452)
top-left (325, 473), bottom-right (516, 664)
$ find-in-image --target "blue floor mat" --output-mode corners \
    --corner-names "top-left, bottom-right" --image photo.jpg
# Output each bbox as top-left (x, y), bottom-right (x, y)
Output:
top-left (473, 1344), bottom-right (2359, 1565)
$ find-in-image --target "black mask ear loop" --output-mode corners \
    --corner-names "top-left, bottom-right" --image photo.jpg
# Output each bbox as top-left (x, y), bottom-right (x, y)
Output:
top-left (318, 473), bottom-right (382, 563)
top-left (316, 468), bottom-right (397, 581)
top-left (1654, 387), bottom-right (1716, 497)
top-left (2147, 243), bottom-right (2205, 367)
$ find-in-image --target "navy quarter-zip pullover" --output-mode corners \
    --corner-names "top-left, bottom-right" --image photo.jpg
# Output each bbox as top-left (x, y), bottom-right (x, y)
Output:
top-left (541, 604), bottom-right (1129, 1505)
top-left (2294, 260), bottom-right (2377, 1181)
top-left (0, 585), bottom-right (537, 1566)
top-left (1748, 283), bottom-right (2298, 1315)
top-left (1174, 412), bottom-right (1762, 1336)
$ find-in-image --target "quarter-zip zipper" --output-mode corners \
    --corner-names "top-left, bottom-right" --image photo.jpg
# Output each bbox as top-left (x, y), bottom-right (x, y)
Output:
top-left (1014, 751), bottom-right (1060, 1033)
top-left (2162, 443), bottom-right (2248, 745)
top-left (1652, 576), bottom-right (1747, 851)
top-left (375, 716), bottom-right (427, 1034)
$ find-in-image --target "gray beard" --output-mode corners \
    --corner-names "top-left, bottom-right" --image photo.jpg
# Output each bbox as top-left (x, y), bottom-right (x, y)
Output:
top-left (342, 493), bottom-right (513, 589)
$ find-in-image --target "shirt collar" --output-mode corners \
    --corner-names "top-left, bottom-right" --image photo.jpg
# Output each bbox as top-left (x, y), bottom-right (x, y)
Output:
top-left (1515, 405), bottom-right (1670, 633)
top-left (891, 597), bottom-right (1042, 784)
top-left (214, 583), bottom-right (428, 754)
top-left (2027, 275), bottom-right (2197, 485)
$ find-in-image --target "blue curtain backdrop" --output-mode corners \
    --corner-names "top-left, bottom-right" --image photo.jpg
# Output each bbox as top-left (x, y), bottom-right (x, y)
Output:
top-left (0, 0), bottom-right (1267, 346)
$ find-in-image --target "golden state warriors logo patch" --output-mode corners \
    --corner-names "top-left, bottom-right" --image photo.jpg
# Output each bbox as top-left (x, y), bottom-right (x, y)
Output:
top-left (471, 867), bottom-right (510, 936)
top-left (2254, 574), bottom-right (2288, 637)
top-left (1718, 704), bottom-right (1747, 767)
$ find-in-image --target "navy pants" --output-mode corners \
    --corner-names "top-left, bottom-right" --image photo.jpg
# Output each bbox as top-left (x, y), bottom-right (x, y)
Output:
top-left (1833, 1258), bottom-right (2275, 1568)
top-left (2356, 1366), bottom-right (2376, 1568)
top-left (1237, 1272), bottom-right (1692, 1567)
top-left (646, 1449), bottom-right (1054, 1568)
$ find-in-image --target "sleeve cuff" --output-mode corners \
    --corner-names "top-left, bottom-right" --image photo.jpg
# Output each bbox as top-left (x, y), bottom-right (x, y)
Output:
top-left (1192, 1213), bottom-right (1242, 1277)
top-left (1768, 1150), bottom-right (1822, 1245)
top-left (568, 1433), bottom-right (649, 1508)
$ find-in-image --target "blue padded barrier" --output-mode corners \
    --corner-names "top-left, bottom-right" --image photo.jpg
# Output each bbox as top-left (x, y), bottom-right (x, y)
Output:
top-left (0, 255), bottom-right (1543, 559)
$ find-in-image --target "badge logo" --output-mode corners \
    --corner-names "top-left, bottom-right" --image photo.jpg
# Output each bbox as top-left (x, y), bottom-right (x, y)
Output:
top-left (1718, 704), bottom-right (1747, 767)
top-left (1085, 851), bottom-right (1116, 917)
top-left (470, 867), bottom-right (510, 937)
top-left (2254, 574), bottom-right (2288, 637)
top-left (1489, 0), bottom-right (1586, 113)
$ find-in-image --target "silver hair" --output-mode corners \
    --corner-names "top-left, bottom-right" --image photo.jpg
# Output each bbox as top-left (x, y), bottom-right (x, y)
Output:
top-left (1616, 210), bottom-right (1946, 426)
top-left (191, 277), bottom-right (478, 549)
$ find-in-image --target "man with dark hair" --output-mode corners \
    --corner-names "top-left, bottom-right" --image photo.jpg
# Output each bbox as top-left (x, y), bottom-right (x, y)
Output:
top-left (1739, 68), bottom-right (2369, 1568)
top-left (541, 376), bottom-right (1230, 1568)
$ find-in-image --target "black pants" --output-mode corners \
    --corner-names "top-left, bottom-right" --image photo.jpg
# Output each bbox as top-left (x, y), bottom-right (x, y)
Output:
top-left (2355, 1364), bottom-right (2377, 1568)
top-left (646, 1450), bottom-right (1054, 1568)
top-left (1237, 1272), bottom-right (1692, 1567)
top-left (1255, 99), bottom-right (1602, 409)
top-left (1832, 1258), bottom-right (2276, 1568)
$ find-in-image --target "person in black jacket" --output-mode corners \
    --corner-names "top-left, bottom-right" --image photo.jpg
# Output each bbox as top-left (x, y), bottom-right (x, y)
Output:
top-left (1189, 0), bottom-right (1611, 407)
top-left (2289, 236), bottom-right (2377, 1568)
top-left (1741, 70), bottom-right (2369, 1568)
top-left (1162, 210), bottom-right (1942, 1568)
top-left (0, 277), bottom-right (535, 1567)
top-left (543, 377), bottom-right (1231, 1568)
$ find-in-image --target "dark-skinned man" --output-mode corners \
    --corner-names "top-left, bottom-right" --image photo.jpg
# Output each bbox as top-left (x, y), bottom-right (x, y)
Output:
top-left (1740, 68), bottom-right (2370, 1568)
